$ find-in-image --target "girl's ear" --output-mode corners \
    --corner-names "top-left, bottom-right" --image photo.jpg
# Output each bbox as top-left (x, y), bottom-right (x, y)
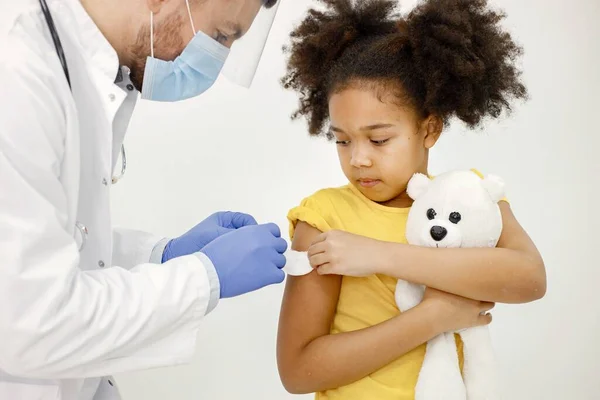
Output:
top-left (423, 115), bottom-right (443, 149)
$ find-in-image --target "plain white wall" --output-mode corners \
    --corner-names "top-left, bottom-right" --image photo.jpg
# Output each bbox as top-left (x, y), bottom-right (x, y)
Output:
top-left (111, 0), bottom-right (600, 399)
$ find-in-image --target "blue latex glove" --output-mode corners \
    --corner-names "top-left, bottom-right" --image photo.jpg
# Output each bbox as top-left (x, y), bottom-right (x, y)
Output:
top-left (162, 212), bottom-right (257, 263)
top-left (200, 223), bottom-right (288, 298)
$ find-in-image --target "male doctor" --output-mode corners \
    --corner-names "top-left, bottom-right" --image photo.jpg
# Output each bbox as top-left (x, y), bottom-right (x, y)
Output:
top-left (0, 0), bottom-right (288, 399)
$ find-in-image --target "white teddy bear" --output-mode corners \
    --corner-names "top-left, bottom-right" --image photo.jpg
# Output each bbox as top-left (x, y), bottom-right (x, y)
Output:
top-left (396, 169), bottom-right (506, 400)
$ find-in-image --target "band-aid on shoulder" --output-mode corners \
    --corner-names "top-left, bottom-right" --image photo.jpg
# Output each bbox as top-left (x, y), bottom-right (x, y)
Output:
top-left (283, 249), bottom-right (313, 276)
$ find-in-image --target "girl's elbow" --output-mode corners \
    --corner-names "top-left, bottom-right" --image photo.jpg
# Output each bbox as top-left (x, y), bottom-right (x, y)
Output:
top-left (279, 370), bottom-right (315, 395)
top-left (277, 355), bottom-right (314, 394)
top-left (517, 261), bottom-right (547, 302)
top-left (528, 258), bottom-right (547, 301)
top-left (517, 281), bottom-right (545, 303)
top-left (282, 380), bottom-right (311, 395)
top-left (530, 274), bottom-right (547, 301)
top-left (500, 266), bottom-right (546, 303)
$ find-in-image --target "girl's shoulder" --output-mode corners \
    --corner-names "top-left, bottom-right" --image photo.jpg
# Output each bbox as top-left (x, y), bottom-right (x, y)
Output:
top-left (287, 184), bottom-right (358, 238)
top-left (299, 184), bottom-right (356, 206)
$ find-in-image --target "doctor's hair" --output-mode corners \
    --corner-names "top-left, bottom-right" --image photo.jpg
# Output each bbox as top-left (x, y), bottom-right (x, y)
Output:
top-left (281, 0), bottom-right (527, 137)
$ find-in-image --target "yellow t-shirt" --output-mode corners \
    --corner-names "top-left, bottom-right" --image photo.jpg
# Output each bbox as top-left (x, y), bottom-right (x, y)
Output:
top-left (287, 182), bottom-right (465, 400)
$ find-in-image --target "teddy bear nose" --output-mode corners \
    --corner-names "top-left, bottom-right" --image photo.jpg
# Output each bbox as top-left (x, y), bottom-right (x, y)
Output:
top-left (430, 226), bottom-right (448, 242)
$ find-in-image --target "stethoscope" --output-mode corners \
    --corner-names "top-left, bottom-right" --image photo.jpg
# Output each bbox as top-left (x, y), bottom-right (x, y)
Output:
top-left (40, 0), bottom-right (126, 251)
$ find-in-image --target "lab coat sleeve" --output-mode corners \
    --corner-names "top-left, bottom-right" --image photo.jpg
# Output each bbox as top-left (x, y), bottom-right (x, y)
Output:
top-left (112, 229), bottom-right (220, 312)
top-left (112, 228), bottom-right (167, 267)
top-left (0, 49), bottom-right (218, 379)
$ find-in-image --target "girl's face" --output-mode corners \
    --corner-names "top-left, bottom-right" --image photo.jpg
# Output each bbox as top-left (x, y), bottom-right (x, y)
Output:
top-left (328, 84), bottom-right (441, 208)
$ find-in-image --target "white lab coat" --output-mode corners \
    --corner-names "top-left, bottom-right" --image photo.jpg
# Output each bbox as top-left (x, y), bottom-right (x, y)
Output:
top-left (0, 0), bottom-right (220, 399)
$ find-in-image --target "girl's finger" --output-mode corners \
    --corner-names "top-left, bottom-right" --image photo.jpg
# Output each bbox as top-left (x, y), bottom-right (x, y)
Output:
top-left (316, 264), bottom-right (333, 275)
top-left (309, 253), bottom-right (330, 268)
top-left (307, 242), bottom-right (327, 257)
top-left (310, 231), bottom-right (329, 246)
top-left (479, 301), bottom-right (495, 312)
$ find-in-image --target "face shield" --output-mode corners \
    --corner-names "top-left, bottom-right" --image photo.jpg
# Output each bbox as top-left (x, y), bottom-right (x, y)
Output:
top-left (220, 1), bottom-right (280, 87)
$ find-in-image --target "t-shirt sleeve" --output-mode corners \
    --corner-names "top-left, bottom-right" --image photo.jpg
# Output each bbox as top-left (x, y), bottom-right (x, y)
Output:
top-left (470, 168), bottom-right (509, 203)
top-left (287, 192), bottom-right (333, 240)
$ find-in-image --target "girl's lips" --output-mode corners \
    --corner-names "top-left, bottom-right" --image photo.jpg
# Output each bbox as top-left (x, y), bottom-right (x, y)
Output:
top-left (357, 179), bottom-right (381, 188)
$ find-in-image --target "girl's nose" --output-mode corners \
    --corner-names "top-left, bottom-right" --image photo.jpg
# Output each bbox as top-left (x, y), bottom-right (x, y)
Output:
top-left (350, 145), bottom-right (372, 168)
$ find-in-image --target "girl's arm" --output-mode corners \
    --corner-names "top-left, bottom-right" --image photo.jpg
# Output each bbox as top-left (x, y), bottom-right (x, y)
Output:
top-left (309, 202), bottom-right (546, 304)
top-left (277, 221), bottom-right (494, 394)
top-left (384, 202), bottom-right (546, 303)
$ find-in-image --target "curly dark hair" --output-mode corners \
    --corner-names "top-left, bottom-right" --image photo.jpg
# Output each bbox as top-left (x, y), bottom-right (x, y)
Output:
top-left (281, 0), bottom-right (527, 137)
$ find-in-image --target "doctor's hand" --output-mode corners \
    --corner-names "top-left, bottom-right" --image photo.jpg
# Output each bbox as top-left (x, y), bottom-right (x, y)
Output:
top-left (162, 211), bottom-right (257, 263)
top-left (200, 223), bottom-right (288, 298)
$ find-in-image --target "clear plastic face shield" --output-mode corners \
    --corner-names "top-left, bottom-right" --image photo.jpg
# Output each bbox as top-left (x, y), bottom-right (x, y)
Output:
top-left (220, 0), bottom-right (280, 87)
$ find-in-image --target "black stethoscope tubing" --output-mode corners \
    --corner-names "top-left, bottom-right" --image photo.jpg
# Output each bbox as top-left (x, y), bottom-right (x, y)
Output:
top-left (39, 0), bottom-right (71, 89)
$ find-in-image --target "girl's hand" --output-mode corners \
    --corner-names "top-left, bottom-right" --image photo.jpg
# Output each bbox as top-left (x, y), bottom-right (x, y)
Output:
top-left (307, 230), bottom-right (387, 276)
top-left (422, 287), bottom-right (495, 333)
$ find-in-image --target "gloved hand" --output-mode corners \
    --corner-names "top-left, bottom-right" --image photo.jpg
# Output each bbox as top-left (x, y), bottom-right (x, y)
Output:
top-left (162, 212), bottom-right (257, 263)
top-left (200, 223), bottom-right (288, 298)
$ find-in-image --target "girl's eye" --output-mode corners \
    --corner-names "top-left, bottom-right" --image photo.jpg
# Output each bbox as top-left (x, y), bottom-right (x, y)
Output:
top-left (371, 138), bottom-right (390, 145)
top-left (335, 140), bottom-right (350, 146)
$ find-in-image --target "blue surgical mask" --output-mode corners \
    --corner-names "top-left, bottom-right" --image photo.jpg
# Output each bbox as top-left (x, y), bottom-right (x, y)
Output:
top-left (141, 0), bottom-right (230, 102)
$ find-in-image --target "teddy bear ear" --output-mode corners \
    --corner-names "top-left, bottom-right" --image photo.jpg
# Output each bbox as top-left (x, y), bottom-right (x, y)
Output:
top-left (407, 173), bottom-right (431, 200)
top-left (482, 174), bottom-right (506, 203)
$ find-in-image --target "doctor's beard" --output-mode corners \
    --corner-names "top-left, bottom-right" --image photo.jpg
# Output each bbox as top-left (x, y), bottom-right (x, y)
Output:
top-left (128, 12), bottom-right (186, 92)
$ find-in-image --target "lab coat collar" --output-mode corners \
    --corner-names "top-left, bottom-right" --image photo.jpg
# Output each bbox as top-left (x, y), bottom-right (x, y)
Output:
top-left (68, 0), bottom-right (120, 83)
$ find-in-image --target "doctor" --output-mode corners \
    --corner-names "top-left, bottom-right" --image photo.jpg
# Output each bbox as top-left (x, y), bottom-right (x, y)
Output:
top-left (0, 0), bottom-right (287, 399)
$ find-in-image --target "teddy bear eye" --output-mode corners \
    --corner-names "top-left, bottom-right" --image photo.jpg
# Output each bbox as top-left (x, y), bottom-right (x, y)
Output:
top-left (427, 208), bottom-right (436, 220)
top-left (449, 212), bottom-right (462, 224)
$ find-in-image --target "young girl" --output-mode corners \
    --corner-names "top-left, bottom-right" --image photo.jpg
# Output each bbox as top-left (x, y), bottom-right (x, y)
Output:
top-left (277, 0), bottom-right (546, 398)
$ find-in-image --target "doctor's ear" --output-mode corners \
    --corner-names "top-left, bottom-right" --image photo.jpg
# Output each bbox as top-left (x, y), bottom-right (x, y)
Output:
top-left (145, 0), bottom-right (175, 14)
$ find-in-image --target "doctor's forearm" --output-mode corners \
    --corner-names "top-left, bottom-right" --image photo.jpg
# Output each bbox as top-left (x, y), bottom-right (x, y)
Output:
top-left (112, 227), bottom-right (167, 269)
top-left (379, 243), bottom-right (546, 303)
top-left (279, 303), bottom-right (441, 394)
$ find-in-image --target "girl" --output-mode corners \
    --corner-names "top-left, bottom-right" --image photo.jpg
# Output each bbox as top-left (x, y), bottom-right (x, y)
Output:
top-left (277, 0), bottom-right (546, 398)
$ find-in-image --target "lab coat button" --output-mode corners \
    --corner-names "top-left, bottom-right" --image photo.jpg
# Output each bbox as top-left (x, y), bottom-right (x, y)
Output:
top-left (108, 93), bottom-right (116, 101)
top-left (98, 260), bottom-right (105, 268)
top-left (126, 84), bottom-right (134, 91)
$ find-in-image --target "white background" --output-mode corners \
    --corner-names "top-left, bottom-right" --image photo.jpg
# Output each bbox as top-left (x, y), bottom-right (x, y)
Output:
top-left (112, 0), bottom-right (600, 399)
